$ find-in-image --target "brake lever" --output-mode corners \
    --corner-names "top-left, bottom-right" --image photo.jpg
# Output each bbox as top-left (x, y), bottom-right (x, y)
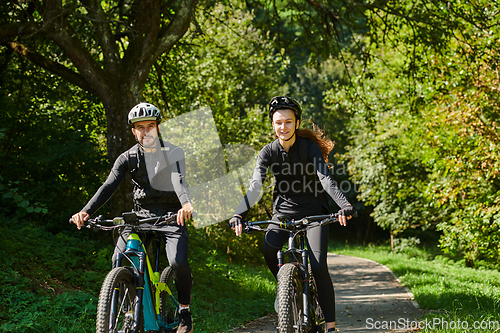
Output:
top-left (244, 225), bottom-right (262, 234)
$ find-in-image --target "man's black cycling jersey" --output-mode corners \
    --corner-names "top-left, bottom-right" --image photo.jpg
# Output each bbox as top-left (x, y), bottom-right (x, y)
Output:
top-left (235, 135), bottom-right (351, 219)
top-left (82, 140), bottom-right (190, 217)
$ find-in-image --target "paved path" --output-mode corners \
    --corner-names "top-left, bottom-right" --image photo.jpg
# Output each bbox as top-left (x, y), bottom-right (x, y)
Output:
top-left (231, 254), bottom-right (421, 333)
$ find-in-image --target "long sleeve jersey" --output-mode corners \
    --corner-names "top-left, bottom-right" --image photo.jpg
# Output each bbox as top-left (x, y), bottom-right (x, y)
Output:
top-left (82, 141), bottom-right (190, 217)
top-left (235, 136), bottom-right (351, 220)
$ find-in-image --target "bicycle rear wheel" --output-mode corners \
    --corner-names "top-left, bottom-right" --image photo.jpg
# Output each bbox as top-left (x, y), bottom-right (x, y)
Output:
top-left (159, 266), bottom-right (179, 332)
top-left (96, 267), bottom-right (141, 333)
top-left (277, 263), bottom-right (304, 333)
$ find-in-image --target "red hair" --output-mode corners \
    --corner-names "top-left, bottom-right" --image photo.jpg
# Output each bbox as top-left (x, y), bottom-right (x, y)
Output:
top-left (274, 123), bottom-right (335, 164)
top-left (297, 126), bottom-right (334, 165)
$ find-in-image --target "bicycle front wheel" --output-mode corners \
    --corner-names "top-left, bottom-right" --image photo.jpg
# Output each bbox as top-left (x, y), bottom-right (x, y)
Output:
top-left (277, 263), bottom-right (304, 333)
top-left (159, 266), bottom-right (179, 332)
top-left (96, 267), bottom-right (141, 333)
top-left (308, 264), bottom-right (325, 333)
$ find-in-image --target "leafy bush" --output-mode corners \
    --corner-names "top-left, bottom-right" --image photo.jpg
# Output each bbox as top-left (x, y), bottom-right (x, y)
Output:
top-left (392, 237), bottom-right (421, 254)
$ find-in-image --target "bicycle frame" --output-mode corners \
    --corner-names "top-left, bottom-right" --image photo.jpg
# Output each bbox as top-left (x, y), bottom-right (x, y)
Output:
top-left (245, 214), bottom-right (340, 331)
top-left (115, 231), bottom-right (179, 332)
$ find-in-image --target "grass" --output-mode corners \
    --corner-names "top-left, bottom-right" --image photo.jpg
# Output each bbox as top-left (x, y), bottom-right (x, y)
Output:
top-left (189, 250), bottom-right (275, 332)
top-left (0, 217), bottom-right (276, 333)
top-left (5, 215), bottom-right (500, 332)
top-left (330, 241), bottom-right (500, 332)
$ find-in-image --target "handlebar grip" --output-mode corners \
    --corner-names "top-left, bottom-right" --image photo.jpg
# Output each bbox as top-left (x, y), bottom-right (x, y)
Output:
top-left (335, 210), bottom-right (358, 218)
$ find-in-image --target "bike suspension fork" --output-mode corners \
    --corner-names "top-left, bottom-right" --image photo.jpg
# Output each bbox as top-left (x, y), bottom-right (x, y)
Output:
top-left (133, 252), bottom-right (147, 333)
top-left (302, 240), bottom-right (310, 326)
top-left (277, 250), bottom-right (284, 271)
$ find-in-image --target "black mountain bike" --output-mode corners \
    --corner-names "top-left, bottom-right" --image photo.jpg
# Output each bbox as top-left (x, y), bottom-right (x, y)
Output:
top-left (242, 213), bottom-right (347, 333)
top-left (71, 212), bottom-right (183, 333)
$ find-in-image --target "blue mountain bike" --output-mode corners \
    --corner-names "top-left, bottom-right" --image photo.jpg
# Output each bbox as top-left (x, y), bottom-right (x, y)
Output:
top-left (75, 212), bottom-right (182, 333)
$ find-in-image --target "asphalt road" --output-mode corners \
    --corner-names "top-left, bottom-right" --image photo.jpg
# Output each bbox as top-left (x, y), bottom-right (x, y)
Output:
top-left (230, 253), bottom-right (421, 333)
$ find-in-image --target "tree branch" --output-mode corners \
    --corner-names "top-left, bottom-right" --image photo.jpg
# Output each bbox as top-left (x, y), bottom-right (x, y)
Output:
top-left (41, 0), bottom-right (110, 99)
top-left (0, 22), bottom-right (41, 41)
top-left (5, 41), bottom-right (96, 94)
top-left (79, 0), bottom-right (121, 74)
top-left (157, 0), bottom-right (198, 56)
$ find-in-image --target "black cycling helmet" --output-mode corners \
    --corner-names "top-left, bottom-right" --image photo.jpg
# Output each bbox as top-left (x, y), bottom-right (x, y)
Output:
top-left (128, 103), bottom-right (162, 125)
top-left (268, 96), bottom-right (302, 121)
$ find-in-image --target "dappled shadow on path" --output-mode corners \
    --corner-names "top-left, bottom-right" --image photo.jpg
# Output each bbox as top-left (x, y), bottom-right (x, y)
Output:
top-left (330, 254), bottom-right (421, 332)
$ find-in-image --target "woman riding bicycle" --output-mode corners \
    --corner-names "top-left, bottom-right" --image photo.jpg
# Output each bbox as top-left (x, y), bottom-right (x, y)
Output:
top-left (230, 96), bottom-right (354, 332)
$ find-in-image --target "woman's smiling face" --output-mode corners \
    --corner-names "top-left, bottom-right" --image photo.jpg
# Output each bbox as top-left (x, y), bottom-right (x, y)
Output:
top-left (272, 109), bottom-right (299, 141)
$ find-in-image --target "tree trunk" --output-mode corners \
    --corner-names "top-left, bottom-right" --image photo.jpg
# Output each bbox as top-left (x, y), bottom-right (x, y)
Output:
top-left (101, 88), bottom-right (139, 218)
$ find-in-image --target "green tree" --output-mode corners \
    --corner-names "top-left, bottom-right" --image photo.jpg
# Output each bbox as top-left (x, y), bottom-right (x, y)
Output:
top-left (0, 0), bottom-right (197, 214)
top-left (326, 1), bottom-right (500, 264)
top-left (0, 44), bottom-right (108, 227)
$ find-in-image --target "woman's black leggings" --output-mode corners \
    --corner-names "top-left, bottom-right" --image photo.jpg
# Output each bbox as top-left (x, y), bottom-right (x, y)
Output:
top-left (263, 222), bottom-right (335, 322)
top-left (112, 224), bottom-right (193, 305)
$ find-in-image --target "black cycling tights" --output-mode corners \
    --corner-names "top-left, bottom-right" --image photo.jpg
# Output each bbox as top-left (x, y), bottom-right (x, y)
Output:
top-left (263, 222), bottom-right (336, 323)
top-left (112, 224), bottom-right (193, 305)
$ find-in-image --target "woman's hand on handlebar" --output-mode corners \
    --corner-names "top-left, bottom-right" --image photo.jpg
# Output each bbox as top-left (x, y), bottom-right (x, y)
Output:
top-left (176, 202), bottom-right (193, 226)
top-left (72, 211), bottom-right (89, 230)
top-left (337, 205), bottom-right (354, 226)
top-left (229, 215), bottom-right (243, 236)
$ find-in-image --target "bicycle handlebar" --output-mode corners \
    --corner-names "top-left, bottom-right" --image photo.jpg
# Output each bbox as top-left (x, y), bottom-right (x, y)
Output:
top-left (243, 211), bottom-right (358, 232)
top-left (69, 213), bottom-right (198, 231)
top-left (69, 211), bottom-right (198, 228)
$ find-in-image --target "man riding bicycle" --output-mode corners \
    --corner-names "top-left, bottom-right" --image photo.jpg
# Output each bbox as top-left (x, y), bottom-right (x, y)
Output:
top-left (72, 103), bottom-right (194, 333)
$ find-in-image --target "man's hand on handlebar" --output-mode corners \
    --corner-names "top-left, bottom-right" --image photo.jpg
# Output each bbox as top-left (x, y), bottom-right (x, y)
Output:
top-left (177, 202), bottom-right (193, 226)
top-left (72, 211), bottom-right (90, 230)
top-left (229, 215), bottom-right (243, 236)
top-left (337, 205), bottom-right (354, 226)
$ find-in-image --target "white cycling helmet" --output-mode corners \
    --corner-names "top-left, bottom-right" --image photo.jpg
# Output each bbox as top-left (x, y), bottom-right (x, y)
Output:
top-left (128, 103), bottom-right (162, 125)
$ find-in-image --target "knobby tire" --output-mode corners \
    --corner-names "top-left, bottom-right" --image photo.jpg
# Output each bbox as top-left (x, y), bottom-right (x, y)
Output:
top-left (277, 263), bottom-right (304, 333)
top-left (159, 266), bottom-right (178, 332)
top-left (308, 264), bottom-right (325, 333)
top-left (96, 267), bottom-right (141, 333)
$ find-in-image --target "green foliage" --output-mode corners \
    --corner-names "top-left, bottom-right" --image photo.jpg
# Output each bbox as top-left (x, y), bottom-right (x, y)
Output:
top-left (417, 36), bottom-right (500, 264)
top-left (0, 215), bottom-right (275, 332)
top-left (248, 0), bottom-right (366, 66)
top-left (327, 1), bottom-right (500, 265)
top-left (326, 46), bottom-right (441, 236)
top-left (146, 2), bottom-right (281, 146)
top-left (0, 216), bottom-right (110, 332)
top-left (392, 237), bottom-right (421, 254)
top-left (0, 176), bottom-right (48, 218)
top-left (0, 46), bottom-right (108, 228)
